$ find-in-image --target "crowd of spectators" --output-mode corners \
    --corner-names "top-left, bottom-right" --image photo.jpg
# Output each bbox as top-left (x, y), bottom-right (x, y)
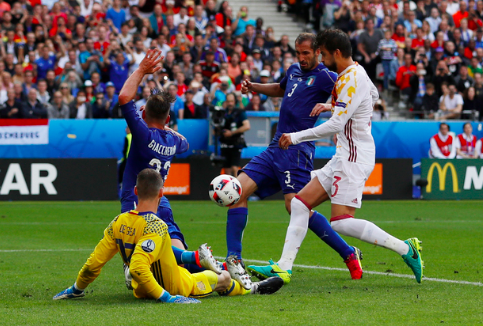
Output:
top-left (3, 0), bottom-right (483, 123)
top-left (293, 0), bottom-right (483, 120)
top-left (0, 0), bottom-right (300, 122)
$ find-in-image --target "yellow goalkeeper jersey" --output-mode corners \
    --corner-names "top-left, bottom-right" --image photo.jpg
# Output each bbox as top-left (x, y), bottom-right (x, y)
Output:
top-left (75, 210), bottom-right (212, 299)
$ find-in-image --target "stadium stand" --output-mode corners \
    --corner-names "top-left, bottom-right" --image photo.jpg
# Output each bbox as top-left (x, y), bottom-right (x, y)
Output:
top-left (0, 0), bottom-right (482, 125)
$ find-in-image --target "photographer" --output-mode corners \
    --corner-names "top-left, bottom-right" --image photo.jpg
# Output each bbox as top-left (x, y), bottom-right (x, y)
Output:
top-left (218, 93), bottom-right (250, 177)
top-left (432, 60), bottom-right (455, 97)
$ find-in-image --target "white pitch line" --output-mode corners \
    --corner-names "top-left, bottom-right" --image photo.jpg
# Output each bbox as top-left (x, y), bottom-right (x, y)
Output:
top-left (1, 249), bottom-right (480, 287)
top-left (215, 256), bottom-right (483, 287)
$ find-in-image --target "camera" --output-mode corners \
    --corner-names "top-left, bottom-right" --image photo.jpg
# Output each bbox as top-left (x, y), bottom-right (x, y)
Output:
top-left (210, 105), bottom-right (225, 128)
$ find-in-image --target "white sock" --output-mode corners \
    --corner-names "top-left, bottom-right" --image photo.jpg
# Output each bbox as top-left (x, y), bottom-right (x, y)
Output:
top-left (331, 218), bottom-right (409, 256)
top-left (74, 282), bottom-right (85, 291)
top-left (277, 197), bottom-right (309, 271)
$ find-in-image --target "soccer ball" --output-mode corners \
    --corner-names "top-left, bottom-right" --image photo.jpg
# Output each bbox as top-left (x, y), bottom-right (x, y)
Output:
top-left (209, 175), bottom-right (242, 207)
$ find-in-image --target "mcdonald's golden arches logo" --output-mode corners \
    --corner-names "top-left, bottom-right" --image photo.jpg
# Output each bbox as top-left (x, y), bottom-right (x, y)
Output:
top-left (426, 162), bottom-right (459, 193)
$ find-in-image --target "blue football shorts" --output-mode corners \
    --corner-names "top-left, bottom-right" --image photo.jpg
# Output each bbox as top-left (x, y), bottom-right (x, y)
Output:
top-left (239, 146), bottom-right (313, 199)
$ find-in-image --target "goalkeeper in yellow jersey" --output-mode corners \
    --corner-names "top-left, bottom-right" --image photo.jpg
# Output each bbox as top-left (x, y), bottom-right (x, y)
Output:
top-left (53, 168), bottom-right (283, 303)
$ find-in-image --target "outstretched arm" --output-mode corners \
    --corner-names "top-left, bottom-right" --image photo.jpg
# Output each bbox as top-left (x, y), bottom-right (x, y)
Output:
top-left (119, 49), bottom-right (164, 105)
top-left (241, 80), bottom-right (285, 97)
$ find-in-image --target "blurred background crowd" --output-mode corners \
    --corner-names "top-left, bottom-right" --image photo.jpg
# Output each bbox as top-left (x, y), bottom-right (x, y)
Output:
top-left (0, 0), bottom-right (482, 122)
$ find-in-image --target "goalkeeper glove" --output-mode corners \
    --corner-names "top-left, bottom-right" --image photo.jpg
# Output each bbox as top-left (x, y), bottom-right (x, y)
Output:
top-left (158, 290), bottom-right (201, 304)
top-left (53, 283), bottom-right (85, 300)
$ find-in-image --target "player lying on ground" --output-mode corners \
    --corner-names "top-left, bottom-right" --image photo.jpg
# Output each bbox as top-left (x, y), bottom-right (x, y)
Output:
top-left (118, 48), bottom-right (209, 274)
top-left (53, 169), bottom-right (284, 303)
top-left (226, 33), bottom-right (363, 282)
top-left (249, 29), bottom-right (424, 283)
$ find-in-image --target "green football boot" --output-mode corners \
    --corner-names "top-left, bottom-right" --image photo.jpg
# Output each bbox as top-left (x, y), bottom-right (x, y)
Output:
top-left (247, 259), bottom-right (292, 284)
top-left (402, 237), bottom-right (424, 283)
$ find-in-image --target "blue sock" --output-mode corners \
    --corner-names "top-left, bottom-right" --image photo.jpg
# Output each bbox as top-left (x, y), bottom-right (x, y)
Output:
top-left (171, 246), bottom-right (197, 265)
top-left (309, 211), bottom-right (354, 259)
top-left (226, 207), bottom-right (248, 260)
top-left (184, 264), bottom-right (205, 273)
top-left (171, 246), bottom-right (205, 273)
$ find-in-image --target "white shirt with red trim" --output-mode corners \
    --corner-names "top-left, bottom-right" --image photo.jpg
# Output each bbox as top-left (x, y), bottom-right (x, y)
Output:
top-left (429, 132), bottom-right (456, 159)
top-left (290, 63), bottom-right (377, 166)
top-left (455, 133), bottom-right (477, 158)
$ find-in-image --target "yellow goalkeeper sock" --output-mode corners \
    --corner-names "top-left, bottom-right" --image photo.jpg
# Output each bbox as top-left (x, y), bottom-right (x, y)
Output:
top-left (219, 280), bottom-right (250, 296)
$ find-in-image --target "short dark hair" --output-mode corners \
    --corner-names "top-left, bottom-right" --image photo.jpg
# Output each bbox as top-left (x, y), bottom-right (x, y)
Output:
top-left (440, 122), bottom-right (450, 131)
top-left (295, 33), bottom-right (317, 50)
top-left (316, 29), bottom-right (352, 58)
top-left (145, 89), bottom-right (175, 121)
top-left (463, 122), bottom-right (472, 130)
top-left (136, 168), bottom-right (164, 200)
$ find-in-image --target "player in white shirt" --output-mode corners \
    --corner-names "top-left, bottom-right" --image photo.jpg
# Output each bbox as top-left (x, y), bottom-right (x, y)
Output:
top-left (266, 29), bottom-right (424, 283)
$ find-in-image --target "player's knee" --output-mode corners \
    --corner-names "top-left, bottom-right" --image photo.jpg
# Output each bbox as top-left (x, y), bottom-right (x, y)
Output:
top-left (292, 195), bottom-right (311, 212)
top-left (216, 271), bottom-right (231, 291)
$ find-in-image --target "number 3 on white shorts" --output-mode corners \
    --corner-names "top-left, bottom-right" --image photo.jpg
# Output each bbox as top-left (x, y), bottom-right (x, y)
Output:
top-left (288, 84), bottom-right (297, 97)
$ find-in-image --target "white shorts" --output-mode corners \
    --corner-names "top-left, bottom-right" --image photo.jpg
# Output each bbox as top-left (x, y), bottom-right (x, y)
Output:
top-left (311, 157), bottom-right (374, 209)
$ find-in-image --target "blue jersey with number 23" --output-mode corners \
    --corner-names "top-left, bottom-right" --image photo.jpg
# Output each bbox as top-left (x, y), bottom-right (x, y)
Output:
top-left (120, 101), bottom-right (188, 210)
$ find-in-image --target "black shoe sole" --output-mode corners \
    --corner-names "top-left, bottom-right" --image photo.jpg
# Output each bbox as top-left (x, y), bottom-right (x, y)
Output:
top-left (247, 268), bottom-right (269, 281)
top-left (256, 277), bottom-right (284, 295)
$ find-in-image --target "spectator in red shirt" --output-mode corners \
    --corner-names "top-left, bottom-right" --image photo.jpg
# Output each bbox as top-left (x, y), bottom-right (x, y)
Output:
top-left (0, 0), bottom-right (11, 20)
top-left (431, 31), bottom-right (446, 49)
top-left (93, 25), bottom-right (110, 54)
top-left (391, 24), bottom-right (406, 48)
top-left (180, 90), bottom-right (204, 119)
top-left (453, 1), bottom-right (469, 28)
top-left (175, 72), bottom-right (188, 97)
top-left (411, 28), bottom-right (425, 49)
top-left (396, 53), bottom-right (417, 96)
top-left (170, 23), bottom-right (194, 46)
top-left (468, 9), bottom-right (483, 30)
top-left (464, 39), bottom-right (477, 59)
top-left (50, 2), bottom-right (68, 29)
top-left (49, 16), bottom-right (72, 40)
top-left (215, 5), bottom-right (232, 29)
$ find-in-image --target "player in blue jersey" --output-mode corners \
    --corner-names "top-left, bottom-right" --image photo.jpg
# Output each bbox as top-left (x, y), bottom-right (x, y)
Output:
top-left (118, 49), bottom-right (220, 276)
top-left (224, 33), bottom-right (363, 283)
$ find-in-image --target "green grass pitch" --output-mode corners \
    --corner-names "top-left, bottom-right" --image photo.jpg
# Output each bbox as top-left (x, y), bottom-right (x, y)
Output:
top-left (1, 200), bottom-right (483, 325)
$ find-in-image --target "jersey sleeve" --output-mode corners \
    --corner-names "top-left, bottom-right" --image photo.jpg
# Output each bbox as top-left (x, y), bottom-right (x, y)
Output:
top-left (171, 131), bottom-right (189, 154)
top-left (290, 70), bottom-right (365, 144)
top-left (279, 67), bottom-right (290, 90)
top-left (121, 101), bottom-right (150, 143)
top-left (75, 219), bottom-right (119, 289)
top-left (129, 221), bottom-right (170, 300)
